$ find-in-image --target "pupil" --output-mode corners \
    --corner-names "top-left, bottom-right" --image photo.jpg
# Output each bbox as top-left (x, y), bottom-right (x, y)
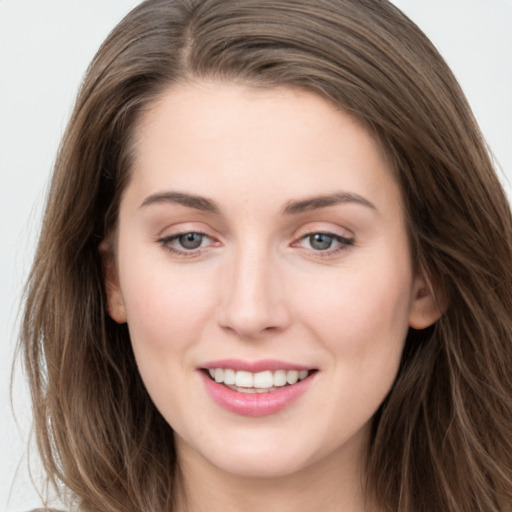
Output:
top-left (179, 233), bottom-right (203, 249)
top-left (310, 233), bottom-right (332, 250)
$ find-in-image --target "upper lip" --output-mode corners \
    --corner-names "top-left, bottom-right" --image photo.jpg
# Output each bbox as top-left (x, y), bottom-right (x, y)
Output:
top-left (200, 359), bottom-right (314, 373)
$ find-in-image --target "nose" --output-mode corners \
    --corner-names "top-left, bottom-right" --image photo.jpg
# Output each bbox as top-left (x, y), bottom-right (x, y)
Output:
top-left (217, 245), bottom-right (291, 340)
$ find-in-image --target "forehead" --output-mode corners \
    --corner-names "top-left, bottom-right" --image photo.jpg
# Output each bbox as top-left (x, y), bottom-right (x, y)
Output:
top-left (128, 81), bottom-right (401, 216)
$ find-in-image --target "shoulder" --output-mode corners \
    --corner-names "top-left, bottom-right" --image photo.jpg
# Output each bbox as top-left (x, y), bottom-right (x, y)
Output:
top-left (27, 509), bottom-right (66, 512)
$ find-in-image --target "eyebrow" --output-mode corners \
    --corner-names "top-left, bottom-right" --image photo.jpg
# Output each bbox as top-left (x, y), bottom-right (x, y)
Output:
top-left (139, 191), bottom-right (220, 213)
top-left (139, 190), bottom-right (376, 216)
top-left (282, 192), bottom-right (376, 215)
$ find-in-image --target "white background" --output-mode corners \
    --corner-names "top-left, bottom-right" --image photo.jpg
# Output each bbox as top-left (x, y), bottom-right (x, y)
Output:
top-left (1, 1), bottom-right (511, 511)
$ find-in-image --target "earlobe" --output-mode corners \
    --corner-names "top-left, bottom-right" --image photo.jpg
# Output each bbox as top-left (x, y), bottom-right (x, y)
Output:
top-left (408, 273), bottom-right (445, 329)
top-left (99, 239), bottom-right (127, 324)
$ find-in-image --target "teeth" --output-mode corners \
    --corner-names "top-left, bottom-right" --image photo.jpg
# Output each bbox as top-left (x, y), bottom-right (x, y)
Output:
top-left (273, 369), bottom-right (287, 386)
top-left (235, 371), bottom-right (253, 388)
top-left (206, 368), bottom-right (311, 390)
top-left (286, 370), bottom-right (299, 385)
top-left (253, 370), bottom-right (273, 388)
top-left (224, 368), bottom-right (236, 385)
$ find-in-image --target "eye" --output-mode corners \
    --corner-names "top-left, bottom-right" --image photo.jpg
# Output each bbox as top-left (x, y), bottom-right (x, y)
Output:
top-left (296, 232), bottom-right (354, 254)
top-left (307, 233), bottom-right (336, 251)
top-left (157, 231), bottom-right (214, 256)
top-left (176, 232), bottom-right (205, 249)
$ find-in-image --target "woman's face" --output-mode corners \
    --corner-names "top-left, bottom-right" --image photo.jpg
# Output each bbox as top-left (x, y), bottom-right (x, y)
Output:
top-left (105, 82), bottom-right (439, 479)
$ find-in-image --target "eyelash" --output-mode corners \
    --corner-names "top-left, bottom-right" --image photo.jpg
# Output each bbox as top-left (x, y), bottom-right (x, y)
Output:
top-left (157, 231), bottom-right (213, 258)
top-left (294, 232), bottom-right (354, 257)
top-left (157, 231), bottom-right (354, 258)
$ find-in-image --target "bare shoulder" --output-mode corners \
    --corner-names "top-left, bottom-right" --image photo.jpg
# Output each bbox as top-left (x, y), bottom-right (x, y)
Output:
top-left (28, 509), bottom-right (66, 512)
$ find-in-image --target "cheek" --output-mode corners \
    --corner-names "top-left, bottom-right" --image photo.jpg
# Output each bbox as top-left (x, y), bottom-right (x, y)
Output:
top-left (117, 243), bottom-right (217, 357)
top-left (305, 265), bottom-right (412, 422)
top-left (297, 252), bottom-right (413, 365)
top-left (117, 257), bottom-right (218, 422)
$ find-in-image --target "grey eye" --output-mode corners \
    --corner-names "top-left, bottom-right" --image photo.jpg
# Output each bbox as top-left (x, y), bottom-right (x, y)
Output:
top-left (308, 233), bottom-right (334, 250)
top-left (178, 233), bottom-right (204, 249)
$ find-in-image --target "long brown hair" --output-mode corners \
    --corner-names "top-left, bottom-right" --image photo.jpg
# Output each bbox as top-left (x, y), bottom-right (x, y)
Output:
top-left (20, 1), bottom-right (512, 510)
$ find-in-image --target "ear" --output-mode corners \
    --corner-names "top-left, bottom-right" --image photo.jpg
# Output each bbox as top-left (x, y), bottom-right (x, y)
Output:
top-left (408, 272), bottom-right (445, 329)
top-left (99, 239), bottom-right (127, 324)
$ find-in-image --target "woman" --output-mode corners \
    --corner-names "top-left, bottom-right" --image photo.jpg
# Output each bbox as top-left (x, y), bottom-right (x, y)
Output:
top-left (20, 0), bottom-right (512, 511)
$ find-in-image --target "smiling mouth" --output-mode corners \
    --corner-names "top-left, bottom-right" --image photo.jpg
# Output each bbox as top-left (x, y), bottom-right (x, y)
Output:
top-left (203, 368), bottom-right (316, 393)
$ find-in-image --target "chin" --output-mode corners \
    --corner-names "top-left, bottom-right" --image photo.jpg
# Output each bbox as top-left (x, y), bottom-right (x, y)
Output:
top-left (211, 448), bottom-right (313, 479)
top-left (176, 424), bottom-right (320, 477)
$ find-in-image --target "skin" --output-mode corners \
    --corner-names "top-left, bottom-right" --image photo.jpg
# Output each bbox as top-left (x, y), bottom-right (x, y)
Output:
top-left (103, 81), bottom-right (441, 512)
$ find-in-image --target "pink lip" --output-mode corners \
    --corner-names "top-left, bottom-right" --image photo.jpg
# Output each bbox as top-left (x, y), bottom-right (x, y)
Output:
top-left (200, 358), bottom-right (311, 372)
top-left (199, 369), bottom-right (316, 417)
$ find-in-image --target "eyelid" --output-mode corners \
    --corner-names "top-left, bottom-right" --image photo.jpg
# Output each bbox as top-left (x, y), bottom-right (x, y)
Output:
top-left (294, 231), bottom-right (354, 247)
top-left (155, 223), bottom-right (354, 259)
top-left (156, 227), bottom-right (221, 258)
top-left (292, 222), bottom-right (354, 241)
top-left (291, 226), bottom-right (355, 258)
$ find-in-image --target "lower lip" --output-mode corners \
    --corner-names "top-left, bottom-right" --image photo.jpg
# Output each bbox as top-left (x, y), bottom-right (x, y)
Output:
top-left (200, 371), bottom-right (315, 417)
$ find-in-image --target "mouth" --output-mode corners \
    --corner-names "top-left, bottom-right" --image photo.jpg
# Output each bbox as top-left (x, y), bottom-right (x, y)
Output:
top-left (199, 359), bottom-right (318, 416)
top-left (202, 368), bottom-right (316, 394)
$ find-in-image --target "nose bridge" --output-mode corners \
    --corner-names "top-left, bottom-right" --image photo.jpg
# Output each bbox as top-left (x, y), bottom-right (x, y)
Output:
top-left (218, 239), bottom-right (288, 338)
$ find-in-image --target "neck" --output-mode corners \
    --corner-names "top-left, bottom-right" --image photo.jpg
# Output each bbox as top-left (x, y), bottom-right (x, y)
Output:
top-left (173, 430), bottom-right (376, 512)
